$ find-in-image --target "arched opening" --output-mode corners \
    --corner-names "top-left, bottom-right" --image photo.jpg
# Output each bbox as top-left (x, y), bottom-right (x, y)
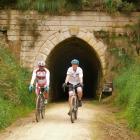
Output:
top-left (46, 37), bottom-right (102, 102)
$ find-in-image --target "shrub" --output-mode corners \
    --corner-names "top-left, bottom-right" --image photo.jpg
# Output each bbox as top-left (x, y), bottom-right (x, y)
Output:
top-left (0, 45), bottom-right (35, 129)
top-left (115, 61), bottom-right (140, 131)
top-left (104, 0), bottom-right (123, 13)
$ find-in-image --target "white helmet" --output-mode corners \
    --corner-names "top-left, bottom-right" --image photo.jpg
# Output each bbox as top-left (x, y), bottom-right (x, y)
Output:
top-left (38, 61), bottom-right (45, 67)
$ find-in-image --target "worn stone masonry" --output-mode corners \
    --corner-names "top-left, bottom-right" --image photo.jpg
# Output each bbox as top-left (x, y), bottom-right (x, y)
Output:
top-left (0, 10), bottom-right (139, 78)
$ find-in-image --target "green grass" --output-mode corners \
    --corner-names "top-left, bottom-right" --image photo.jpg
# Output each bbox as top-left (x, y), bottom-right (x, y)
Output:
top-left (114, 60), bottom-right (140, 132)
top-left (0, 0), bottom-right (138, 14)
top-left (17, 0), bottom-right (83, 13)
top-left (0, 45), bottom-right (35, 129)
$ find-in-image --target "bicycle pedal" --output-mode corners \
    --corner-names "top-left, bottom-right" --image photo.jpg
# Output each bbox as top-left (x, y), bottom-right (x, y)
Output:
top-left (68, 111), bottom-right (71, 116)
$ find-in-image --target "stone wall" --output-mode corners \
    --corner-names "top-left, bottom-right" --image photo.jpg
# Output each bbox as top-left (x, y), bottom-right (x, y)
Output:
top-left (0, 10), bottom-right (139, 77)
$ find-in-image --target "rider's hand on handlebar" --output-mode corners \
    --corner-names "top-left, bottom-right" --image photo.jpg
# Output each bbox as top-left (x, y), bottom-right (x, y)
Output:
top-left (62, 83), bottom-right (67, 92)
top-left (29, 85), bottom-right (34, 93)
top-left (62, 83), bottom-right (67, 88)
top-left (80, 83), bottom-right (84, 87)
top-left (45, 86), bottom-right (49, 92)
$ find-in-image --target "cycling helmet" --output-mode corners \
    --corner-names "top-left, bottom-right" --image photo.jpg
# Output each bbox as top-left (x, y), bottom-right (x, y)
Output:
top-left (38, 61), bottom-right (45, 67)
top-left (71, 59), bottom-right (79, 65)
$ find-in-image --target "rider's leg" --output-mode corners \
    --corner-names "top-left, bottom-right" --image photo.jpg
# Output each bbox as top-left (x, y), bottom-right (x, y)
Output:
top-left (44, 92), bottom-right (48, 99)
top-left (68, 91), bottom-right (74, 108)
top-left (44, 92), bottom-right (48, 104)
top-left (77, 87), bottom-right (83, 100)
top-left (35, 85), bottom-right (40, 105)
top-left (44, 86), bottom-right (49, 104)
top-left (77, 87), bottom-right (83, 107)
top-left (35, 83), bottom-right (40, 95)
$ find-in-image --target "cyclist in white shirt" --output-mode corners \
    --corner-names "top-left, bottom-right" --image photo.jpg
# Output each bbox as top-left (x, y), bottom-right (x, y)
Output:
top-left (63, 59), bottom-right (83, 114)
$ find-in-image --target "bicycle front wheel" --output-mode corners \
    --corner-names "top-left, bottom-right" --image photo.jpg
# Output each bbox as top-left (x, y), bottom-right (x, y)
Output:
top-left (35, 96), bottom-right (41, 122)
top-left (41, 97), bottom-right (45, 119)
top-left (70, 97), bottom-right (76, 123)
top-left (74, 99), bottom-right (78, 120)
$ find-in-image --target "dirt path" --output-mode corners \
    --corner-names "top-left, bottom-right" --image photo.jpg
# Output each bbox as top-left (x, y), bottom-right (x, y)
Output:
top-left (0, 101), bottom-right (140, 140)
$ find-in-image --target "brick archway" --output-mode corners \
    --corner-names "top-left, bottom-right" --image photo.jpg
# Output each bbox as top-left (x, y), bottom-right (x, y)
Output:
top-left (35, 28), bottom-right (106, 76)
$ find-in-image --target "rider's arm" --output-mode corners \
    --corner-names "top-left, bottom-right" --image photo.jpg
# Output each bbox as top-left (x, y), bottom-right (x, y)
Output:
top-left (46, 69), bottom-right (50, 87)
top-left (65, 68), bottom-right (71, 83)
top-left (30, 70), bottom-right (36, 86)
top-left (79, 68), bottom-right (83, 84)
top-left (65, 75), bottom-right (70, 84)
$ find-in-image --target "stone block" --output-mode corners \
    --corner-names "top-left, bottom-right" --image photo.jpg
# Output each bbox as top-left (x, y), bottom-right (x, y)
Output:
top-left (39, 45), bottom-right (51, 56)
top-left (20, 51), bottom-right (37, 57)
top-left (20, 35), bottom-right (34, 41)
top-left (100, 55), bottom-right (106, 64)
top-left (69, 26), bottom-right (79, 36)
top-left (88, 38), bottom-right (97, 47)
top-left (77, 31), bottom-right (86, 39)
top-left (83, 32), bottom-right (93, 42)
top-left (50, 37), bottom-right (59, 46)
top-left (0, 20), bottom-right (8, 25)
top-left (7, 30), bottom-right (20, 36)
top-left (45, 40), bottom-right (55, 50)
top-left (62, 31), bottom-right (71, 39)
top-left (8, 35), bottom-right (20, 41)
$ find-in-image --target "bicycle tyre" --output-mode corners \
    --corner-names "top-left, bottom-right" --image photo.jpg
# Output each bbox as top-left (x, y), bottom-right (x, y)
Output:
top-left (41, 97), bottom-right (45, 119)
top-left (35, 95), bottom-right (41, 122)
top-left (74, 99), bottom-right (78, 120)
top-left (70, 97), bottom-right (76, 123)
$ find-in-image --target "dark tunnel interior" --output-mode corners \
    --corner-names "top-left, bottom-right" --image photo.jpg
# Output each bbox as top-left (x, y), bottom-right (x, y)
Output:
top-left (46, 37), bottom-right (102, 102)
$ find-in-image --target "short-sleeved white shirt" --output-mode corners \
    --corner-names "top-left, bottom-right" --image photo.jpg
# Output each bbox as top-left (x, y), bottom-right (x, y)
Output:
top-left (67, 67), bottom-right (83, 85)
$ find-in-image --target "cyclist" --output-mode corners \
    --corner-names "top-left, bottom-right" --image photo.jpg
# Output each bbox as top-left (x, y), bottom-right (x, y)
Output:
top-left (29, 60), bottom-right (50, 104)
top-left (63, 59), bottom-right (83, 114)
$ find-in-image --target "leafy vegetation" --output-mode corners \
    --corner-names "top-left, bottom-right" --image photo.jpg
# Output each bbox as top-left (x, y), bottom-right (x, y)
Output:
top-left (94, 19), bottom-right (140, 132)
top-left (103, 31), bottom-right (140, 131)
top-left (114, 59), bottom-right (140, 131)
top-left (0, 0), bottom-right (139, 14)
top-left (104, 0), bottom-right (135, 14)
top-left (17, 0), bottom-right (83, 13)
top-left (0, 45), bottom-right (35, 129)
top-left (17, 0), bottom-right (61, 13)
top-left (108, 23), bottom-right (140, 131)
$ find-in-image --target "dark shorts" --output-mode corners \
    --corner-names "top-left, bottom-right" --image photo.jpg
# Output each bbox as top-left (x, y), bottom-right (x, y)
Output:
top-left (68, 83), bottom-right (83, 93)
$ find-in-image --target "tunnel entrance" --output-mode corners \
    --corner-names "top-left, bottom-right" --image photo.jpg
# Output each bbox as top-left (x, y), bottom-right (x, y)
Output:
top-left (46, 37), bottom-right (102, 102)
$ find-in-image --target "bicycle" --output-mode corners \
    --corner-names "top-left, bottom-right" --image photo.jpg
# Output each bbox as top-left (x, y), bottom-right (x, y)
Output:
top-left (63, 84), bottom-right (79, 123)
top-left (35, 87), bottom-right (46, 122)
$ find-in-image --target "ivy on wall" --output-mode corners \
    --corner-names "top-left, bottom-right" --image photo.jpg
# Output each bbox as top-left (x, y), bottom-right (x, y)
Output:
top-left (94, 20), bottom-right (140, 75)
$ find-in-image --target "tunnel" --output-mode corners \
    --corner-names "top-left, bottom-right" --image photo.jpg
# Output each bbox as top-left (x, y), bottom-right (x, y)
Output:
top-left (46, 37), bottom-right (102, 102)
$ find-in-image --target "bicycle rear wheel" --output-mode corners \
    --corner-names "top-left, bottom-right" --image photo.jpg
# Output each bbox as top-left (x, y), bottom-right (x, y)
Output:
top-left (35, 96), bottom-right (41, 122)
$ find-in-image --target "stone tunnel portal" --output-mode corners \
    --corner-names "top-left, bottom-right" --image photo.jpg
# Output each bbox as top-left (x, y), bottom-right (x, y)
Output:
top-left (46, 37), bottom-right (102, 102)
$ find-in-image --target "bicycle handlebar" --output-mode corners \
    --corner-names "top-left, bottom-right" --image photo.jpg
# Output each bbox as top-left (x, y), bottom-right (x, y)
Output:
top-left (62, 83), bottom-right (83, 92)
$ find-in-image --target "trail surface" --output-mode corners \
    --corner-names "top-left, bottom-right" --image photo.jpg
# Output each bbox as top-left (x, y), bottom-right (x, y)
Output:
top-left (0, 101), bottom-right (139, 140)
